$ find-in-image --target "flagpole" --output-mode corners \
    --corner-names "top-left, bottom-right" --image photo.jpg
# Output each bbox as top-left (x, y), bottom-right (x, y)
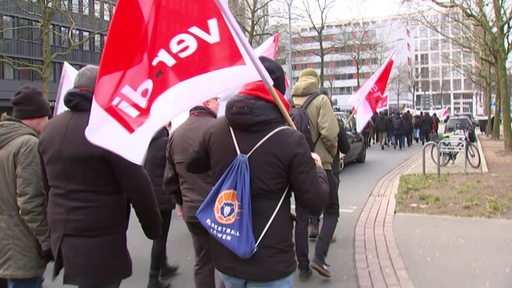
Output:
top-left (214, 0), bottom-right (296, 129)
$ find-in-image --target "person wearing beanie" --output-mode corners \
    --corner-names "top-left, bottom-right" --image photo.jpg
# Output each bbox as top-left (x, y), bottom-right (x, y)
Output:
top-left (183, 78), bottom-right (329, 287)
top-left (258, 56), bottom-right (287, 95)
top-left (0, 85), bottom-right (51, 287)
top-left (292, 67), bottom-right (340, 280)
top-left (39, 65), bottom-right (162, 288)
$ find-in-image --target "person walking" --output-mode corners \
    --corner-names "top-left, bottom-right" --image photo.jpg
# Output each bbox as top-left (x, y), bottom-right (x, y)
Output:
top-left (291, 68), bottom-right (339, 279)
top-left (420, 112), bottom-right (434, 145)
top-left (164, 96), bottom-right (221, 288)
top-left (144, 123), bottom-right (179, 288)
top-left (0, 85), bottom-right (52, 288)
top-left (185, 74), bottom-right (329, 287)
top-left (39, 65), bottom-right (162, 288)
top-left (375, 111), bottom-right (389, 150)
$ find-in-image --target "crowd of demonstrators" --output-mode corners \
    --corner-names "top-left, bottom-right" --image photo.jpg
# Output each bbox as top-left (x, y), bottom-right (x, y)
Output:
top-left (291, 68), bottom-right (339, 281)
top-left (144, 122), bottom-right (179, 288)
top-left (0, 85), bottom-right (51, 288)
top-left (39, 65), bottom-right (162, 288)
top-left (185, 60), bottom-right (329, 287)
top-left (164, 95), bottom-right (221, 288)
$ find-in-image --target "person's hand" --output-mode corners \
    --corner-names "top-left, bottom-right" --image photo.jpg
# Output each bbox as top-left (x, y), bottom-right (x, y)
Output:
top-left (177, 205), bottom-right (183, 219)
top-left (311, 152), bottom-right (322, 167)
top-left (38, 247), bottom-right (53, 263)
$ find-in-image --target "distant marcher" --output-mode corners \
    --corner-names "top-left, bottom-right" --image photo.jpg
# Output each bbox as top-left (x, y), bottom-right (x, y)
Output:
top-left (420, 112), bottom-right (434, 145)
top-left (144, 123), bottom-right (179, 288)
top-left (292, 68), bottom-right (339, 279)
top-left (412, 113), bottom-right (421, 143)
top-left (375, 111), bottom-right (389, 150)
top-left (39, 65), bottom-right (162, 288)
top-left (164, 96), bottom-right (221, 288)
top-left (186, 59), bottom-right (328, 287)
top-left (0, 85), bottom-right (52, 288)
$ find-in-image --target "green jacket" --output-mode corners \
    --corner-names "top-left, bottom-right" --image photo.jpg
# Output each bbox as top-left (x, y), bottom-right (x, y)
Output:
top-left (292, 76), bottom-right (339, 170)
top-left (0, 115), bottom-right (49, 278)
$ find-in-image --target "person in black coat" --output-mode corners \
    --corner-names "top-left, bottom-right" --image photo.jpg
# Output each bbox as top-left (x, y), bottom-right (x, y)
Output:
top-left (144, 124), bottom-right (178, 288)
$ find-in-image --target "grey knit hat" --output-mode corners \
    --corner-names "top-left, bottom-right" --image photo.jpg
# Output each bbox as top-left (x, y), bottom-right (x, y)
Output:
top-left (74, 65), bottom-right (99, 92)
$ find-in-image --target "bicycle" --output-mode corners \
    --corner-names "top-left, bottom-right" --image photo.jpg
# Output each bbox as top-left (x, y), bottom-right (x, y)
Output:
top-left (430, 128), bottom-right (481, 169)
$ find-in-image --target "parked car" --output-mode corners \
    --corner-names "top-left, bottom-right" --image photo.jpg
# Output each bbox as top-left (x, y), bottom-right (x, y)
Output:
top-left (454, 112), bottom-right (480, 127)
top-left (444, 116), bottom-right (477, 142)
top-left (334, 112), bottom-right (367, 164)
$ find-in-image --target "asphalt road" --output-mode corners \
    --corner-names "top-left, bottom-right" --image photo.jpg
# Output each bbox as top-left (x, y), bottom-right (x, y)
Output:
top-left (43, 141), bottom-right (422, 288)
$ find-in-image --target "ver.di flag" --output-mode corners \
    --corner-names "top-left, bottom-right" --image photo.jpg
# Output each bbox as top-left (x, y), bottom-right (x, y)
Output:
top-left (54, 62), bottom-right (78, 116)
top-left (376, 92), bottom-right (389, 112)
top-left (349, 50), bottom-right (396, 132)
top-left (85, 0), bottom-right (270, 164)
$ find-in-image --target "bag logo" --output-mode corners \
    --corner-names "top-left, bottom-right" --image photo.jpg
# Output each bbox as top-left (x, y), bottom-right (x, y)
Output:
top-left (214, 189), bottom-right (239, 224)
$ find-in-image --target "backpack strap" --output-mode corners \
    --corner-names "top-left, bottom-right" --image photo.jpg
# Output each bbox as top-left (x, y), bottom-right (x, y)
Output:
top-left (301, 92), bottom-right (322, 109)
top-left (229, 126), bottom-right (289, 157)
top-left (255, 185), bottom-right (289, 248)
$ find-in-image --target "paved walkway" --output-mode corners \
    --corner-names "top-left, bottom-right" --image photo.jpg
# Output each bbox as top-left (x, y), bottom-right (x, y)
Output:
top-left (355, 138), bottom-right (486, 288)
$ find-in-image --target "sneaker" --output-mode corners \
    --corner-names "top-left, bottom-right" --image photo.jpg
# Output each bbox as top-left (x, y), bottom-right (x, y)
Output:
top-left (160, 264), bottom-right (179, 280)
top-left (299, 268), bottom-right (313, 281)
top-left (310, 260), bottom-right (331, 278)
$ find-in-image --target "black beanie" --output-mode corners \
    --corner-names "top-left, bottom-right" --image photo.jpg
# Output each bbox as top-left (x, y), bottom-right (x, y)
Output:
top-left (259, 56), bottom-right (286, 95)
top-left (11, 85), bottom-right (50, 119)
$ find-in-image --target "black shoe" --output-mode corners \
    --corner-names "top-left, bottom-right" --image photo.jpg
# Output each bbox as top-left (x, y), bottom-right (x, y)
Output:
top-left (160, 264), bottom-right (179, 280)
top-left (310, 260), bottom-right (331, 278)
top-left (381, 145), bottom-right (384, 150)
top-left (148, 271), bottom-right (171, 288)
top-left (299, 268), bottom-right (313, 281)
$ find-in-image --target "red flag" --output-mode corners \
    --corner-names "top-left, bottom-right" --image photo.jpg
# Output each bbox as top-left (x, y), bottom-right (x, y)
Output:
top-left (85, 0), bottom-right (267, 164)
top-left (376, 92), bottom-right (389, 111)
top-left (254, 34), bottom-right (279, 60)
top-left (350, 50), bottom-right (396, 132)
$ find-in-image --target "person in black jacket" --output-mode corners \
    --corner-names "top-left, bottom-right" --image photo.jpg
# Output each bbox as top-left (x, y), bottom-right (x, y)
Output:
top-left (144, 123), bottom-right (179, 288)
top-left (185, 77), bottom-right (328, 287)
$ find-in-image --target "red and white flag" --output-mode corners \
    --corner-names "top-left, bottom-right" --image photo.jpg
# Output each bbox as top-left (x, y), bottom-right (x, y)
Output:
top-left (254, 33), bottom-right (279, 60)
top-left (54, 62), bottom-right (78, 116)
top-left (349, 50), bottom-right (396, 132)
top-left (376, 92), bottom-right (389, 112)
top-left (85, 0), bottom-right (270, 164)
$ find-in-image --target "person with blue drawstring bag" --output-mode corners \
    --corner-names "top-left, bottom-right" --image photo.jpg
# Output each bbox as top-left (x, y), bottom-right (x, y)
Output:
top-left (186, 57), bottom-right (329, 288)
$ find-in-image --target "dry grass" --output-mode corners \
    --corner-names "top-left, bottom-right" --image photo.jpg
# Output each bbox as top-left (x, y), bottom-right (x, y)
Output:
top-left (396, 137), bottom-right (512, 219)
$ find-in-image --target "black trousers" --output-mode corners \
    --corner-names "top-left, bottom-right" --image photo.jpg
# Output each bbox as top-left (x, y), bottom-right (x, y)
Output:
top-left (295, 169), bottom-right (339, 270)
top-left (150, 210), bottom-right (172, 271)
top-left (185, 221), bottom-right (216, 288)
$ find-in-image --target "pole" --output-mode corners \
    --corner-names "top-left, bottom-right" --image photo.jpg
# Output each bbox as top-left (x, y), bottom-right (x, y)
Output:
top-left (287, 0), bottom-right (294, 91)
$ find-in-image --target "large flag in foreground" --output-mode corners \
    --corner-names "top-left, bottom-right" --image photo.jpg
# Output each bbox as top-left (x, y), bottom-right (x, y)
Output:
top-left (54, 62), bottom-right (78, 116)
top-left (349, 50), bottom-right (396, 132)
top-left (85, 0), bottom-right (269, 164)
top-left (254, 34), bottom-right (279, 60)
top-left (376, 92), bottom-right (389, 112)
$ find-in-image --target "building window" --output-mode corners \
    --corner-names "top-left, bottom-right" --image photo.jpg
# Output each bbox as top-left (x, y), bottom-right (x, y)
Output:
top-left (103, 2), bottom-right (112, 20)
top-left (420, 53), bottom-right (429, 65)
top-left (420, 40), bottom-right (428, 51)
top-left (94, 0), bottom-right (101, 18)
top-left (61, 27), bottom-right (69, 47)
top-left (453, 79), bottom-right (461, 90)
top-left (71, 0), bottom-right (79, 13)
top-left (19, 69), bottom-right (30, 80)
top-left (430, 39), bottom-right (439, 50)
top-left (83, 31), bottom-right (90, 50)
top-left (94, 34), bottom-right (101, 52)
top-left (2, 62), bottom-right (14, 80)
top-left (2, 16), bottom-right (13, 39)
top-left (33, 60), bottom-right (43, 81)
top-left (464, 78), bottom-right (473, 90)
top-left (442, 80), bottom-right (451, 91)
top-left (18, 18), bottom-right (32, 41)
top-left (431, 52), bottom-right (439, 64)
top-left (82, 0), bottom-right (89, 15)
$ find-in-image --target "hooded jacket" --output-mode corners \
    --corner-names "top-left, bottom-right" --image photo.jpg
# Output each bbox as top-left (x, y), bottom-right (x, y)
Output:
top-left (0, 114), bottom-right (50, 278)
top-left (291, 76), bottom-right (339, 169)
top-left (38, 89), bottom-right (162, 286)
top-left (185, 86), bottom-right (329, 281)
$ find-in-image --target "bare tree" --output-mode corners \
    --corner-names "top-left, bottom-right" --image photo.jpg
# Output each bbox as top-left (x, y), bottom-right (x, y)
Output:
top-left (229, 0), bottom-right (276, 46)
top-left (298, 0), bottom-right (335, 84)
top-left (403, 0), bottom-right (512, 149)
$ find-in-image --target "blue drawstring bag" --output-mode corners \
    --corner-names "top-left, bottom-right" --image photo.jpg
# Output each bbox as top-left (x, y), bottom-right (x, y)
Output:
top-left (196, 126), bottom-right (288, 259)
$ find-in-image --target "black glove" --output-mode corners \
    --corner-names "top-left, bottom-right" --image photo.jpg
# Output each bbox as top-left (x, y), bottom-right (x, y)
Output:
top-left (38, 247), bottom-right (54, 263)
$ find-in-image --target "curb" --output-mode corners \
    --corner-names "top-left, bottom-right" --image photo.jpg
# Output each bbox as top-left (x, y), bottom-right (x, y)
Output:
top-left (355, 153), bottom-right (419, 288)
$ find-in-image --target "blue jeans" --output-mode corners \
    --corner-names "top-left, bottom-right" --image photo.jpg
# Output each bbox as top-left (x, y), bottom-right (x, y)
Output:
top-left (7, 277), bottom-right (43, 288)
top-left (219, 272), bottom-right (293, 288)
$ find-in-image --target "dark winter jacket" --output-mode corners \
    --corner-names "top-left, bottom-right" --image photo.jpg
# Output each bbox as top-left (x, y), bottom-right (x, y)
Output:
top-left (144, 127), bottom-right (175, 211)
top-left (39, 89), bottom-right (161, 286)
top-left (185, 94), bottom-right (329, 281)
top-left (164, 106), bottom-right (217, 222)
top-left (375, 114), bottom-right (389, 133)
